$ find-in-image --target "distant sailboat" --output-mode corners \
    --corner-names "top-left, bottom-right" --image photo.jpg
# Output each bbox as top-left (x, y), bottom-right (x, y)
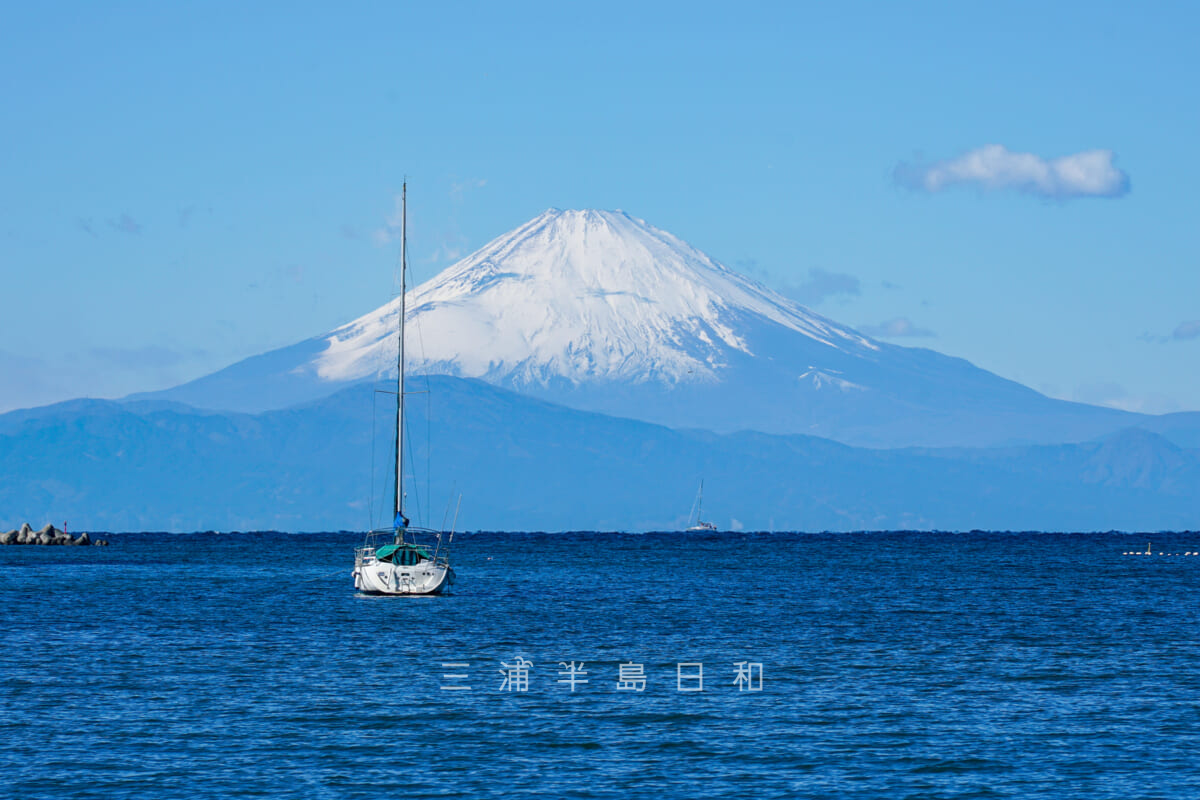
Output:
top-left (352, 183), bottom-right (455, 595)
top-left (685, 481), bottom-right (718, 532)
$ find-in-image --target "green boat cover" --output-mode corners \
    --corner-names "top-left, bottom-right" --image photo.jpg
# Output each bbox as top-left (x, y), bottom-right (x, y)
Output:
top-left (375, 543), bottom-right (432, 564)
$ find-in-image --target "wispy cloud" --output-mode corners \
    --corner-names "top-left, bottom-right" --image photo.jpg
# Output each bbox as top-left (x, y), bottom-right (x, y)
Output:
top-left (450, 178), bottom-right (487, 201)
top-left (1070, 381), bottom-right (1180, 415)
top-left (783, 268), bottom-right (861, 306)
top-left (1139, 319), bottom-right (1200, 344)
top-left (373, 194), bottom-right (404, 245)
top-left (736, 260), bottom-right (861, 307)
top-left (1172, 320), bottom-right (1200, 341)
top-left (896, 144), bottom-right (1130, 200)
top-left (75, 217), bottom-right (97, 237)
top-left (246, 263), bottom-right (307, 292)
top-left (88, 345), bottom-right (208, 370)
top-left (0, 350), bottom-right (72, 413)
top-left (108, 213), bottom-right (144, 234)
top-left (433, 178), bottom-right (488, 261)
top-left (429, 238), bottom-right (467, 263)
top-left (0, 346), bottom-right (211, 413)
top-left (859, 317), bottom-right (936, 339)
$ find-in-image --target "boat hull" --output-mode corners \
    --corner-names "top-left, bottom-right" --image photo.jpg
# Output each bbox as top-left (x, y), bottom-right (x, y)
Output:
top-left (353, 559), bottom-right (454, 596)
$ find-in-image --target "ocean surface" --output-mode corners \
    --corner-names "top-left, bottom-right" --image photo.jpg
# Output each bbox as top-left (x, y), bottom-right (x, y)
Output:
top-left (2, 530), bottom-right (1199, 799)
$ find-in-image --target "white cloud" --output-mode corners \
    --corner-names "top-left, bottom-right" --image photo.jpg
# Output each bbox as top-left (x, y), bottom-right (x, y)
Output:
top-left (859, 317), bottom-right (936, 339)
top-left (896, 144), bottom-right (1130, 199)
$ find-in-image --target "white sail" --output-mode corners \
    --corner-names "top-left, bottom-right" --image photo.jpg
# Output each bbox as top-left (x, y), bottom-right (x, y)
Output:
top-left (686, 481), bottom-right (717, 532)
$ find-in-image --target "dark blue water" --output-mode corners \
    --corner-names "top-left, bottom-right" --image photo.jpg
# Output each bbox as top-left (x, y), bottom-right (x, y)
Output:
top-left (3, 531), bottom-right (1199, 799)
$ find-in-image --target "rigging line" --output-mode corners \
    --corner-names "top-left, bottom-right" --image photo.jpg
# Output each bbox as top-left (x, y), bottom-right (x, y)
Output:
top-left (397, 179), bottom-right (410, 527)
top-left (391, 187), bottom-right (405, 297)
top-left (399, 178), bottom-right (433, 526)
top-left (426, 379), bottom-right (432, 527)
top-left (369, 388), bottom-right (377, 531)
top-left (369, 250), bottom-right (400, 533)
top-left (403, 409), bottom-right (424, 529)
top-left (441, 482), bottom-right (458, 532)
top-left (410, 277), bottom-right (435, 531)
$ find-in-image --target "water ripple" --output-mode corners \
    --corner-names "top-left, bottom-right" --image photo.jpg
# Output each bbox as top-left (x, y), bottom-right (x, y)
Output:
top-left (3, 531), bottom-right (1200, 798)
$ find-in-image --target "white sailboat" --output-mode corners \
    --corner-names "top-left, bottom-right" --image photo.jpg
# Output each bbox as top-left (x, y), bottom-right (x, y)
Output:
top-left (685, 481), bottom-right (718, 532)
top-left (353, 183), bottom-right (455, 596)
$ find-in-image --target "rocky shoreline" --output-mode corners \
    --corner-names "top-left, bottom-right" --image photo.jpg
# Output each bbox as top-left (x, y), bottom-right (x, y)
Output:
top-left (1, 524), bottom-right (109, 546)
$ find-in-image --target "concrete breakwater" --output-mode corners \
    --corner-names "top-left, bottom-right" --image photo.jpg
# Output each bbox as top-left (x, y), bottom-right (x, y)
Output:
top-left (1, 523), bottom-right (108, 546)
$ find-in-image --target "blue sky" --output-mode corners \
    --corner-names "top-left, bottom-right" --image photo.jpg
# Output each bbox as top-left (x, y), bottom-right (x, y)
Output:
top-left (2, 1), bottom-right (1197, 414)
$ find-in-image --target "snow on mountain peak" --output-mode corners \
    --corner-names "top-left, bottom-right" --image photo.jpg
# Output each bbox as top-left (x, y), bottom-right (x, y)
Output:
top-left (315, 208), bottom-right (877, 387)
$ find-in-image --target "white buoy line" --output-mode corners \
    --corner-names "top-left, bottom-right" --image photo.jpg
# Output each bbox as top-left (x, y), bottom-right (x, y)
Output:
top-left (1122, 543), bottom-right (1200, 556)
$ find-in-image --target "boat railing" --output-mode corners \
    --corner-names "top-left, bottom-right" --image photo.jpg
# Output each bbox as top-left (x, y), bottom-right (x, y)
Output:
top-left (356, 527), bottom-right (451, 566)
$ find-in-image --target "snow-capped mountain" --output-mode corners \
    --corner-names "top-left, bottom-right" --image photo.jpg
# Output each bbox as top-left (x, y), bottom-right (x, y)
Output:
top-left (147, 208), bottom-right (1140, 447)
top-left (316, 209), bottom-right (877, 388)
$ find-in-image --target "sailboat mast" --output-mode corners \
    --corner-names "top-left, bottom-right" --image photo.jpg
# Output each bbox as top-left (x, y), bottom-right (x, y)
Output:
top-left (394, 182), bottom-right (407, 528)
top-left (697, 480), bottom-right (704, 520)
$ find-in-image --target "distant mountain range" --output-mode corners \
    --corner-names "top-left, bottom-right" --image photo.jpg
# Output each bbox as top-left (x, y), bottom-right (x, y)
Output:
top-left (7, 208), bottom-right (1199, 531)
top-left (138, 209), bottom-right (1200, 448)
top-left (3, 376), bottom-right (1198, 532)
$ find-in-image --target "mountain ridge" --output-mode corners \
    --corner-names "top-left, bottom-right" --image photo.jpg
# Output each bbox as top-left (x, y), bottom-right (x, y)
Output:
top-left (137, 208), bottom-right (1169, 447)
top-left (5, 375), bottom-right (1198, 532)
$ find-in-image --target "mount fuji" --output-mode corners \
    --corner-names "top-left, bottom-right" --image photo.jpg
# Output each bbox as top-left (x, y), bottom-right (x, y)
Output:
top-left (146, 209), bottom-right (1145, 447)
top-left (10, 209), bottom-right (1200, 530)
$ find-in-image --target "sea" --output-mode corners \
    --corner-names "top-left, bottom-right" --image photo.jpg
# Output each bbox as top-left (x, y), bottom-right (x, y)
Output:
top-left (2, 530), bottom-right (1199, 799)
